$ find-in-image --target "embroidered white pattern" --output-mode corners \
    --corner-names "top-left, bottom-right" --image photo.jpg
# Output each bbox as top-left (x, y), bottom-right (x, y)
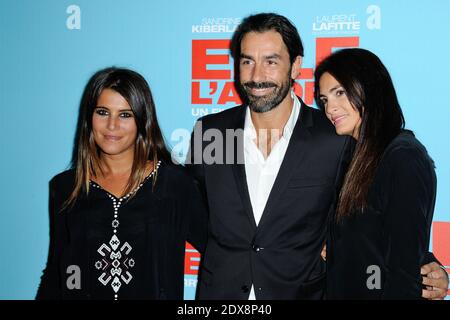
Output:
top-left (95, 233), bottom-right (134, 294)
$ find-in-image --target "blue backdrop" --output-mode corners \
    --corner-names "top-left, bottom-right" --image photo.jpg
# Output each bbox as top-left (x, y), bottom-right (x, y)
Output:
top-left (0, 0), bottom-right (449, 299)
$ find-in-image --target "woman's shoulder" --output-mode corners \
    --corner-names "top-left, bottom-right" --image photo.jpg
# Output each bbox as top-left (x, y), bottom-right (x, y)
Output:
top-left (383, 130), bottom-right (434, 168)
top-left (154, 161), bottom-right (200, 201)
top-left (50, 168), bottom-right (76, 191)
top-left (159, 161), bottom-right (196, 186)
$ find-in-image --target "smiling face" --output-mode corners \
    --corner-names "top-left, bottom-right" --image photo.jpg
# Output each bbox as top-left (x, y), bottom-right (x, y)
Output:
top-left (92, 88), bottom-right (138, 157)
top-left (319, 72), bottom-right (362, 139)
top-left (238, 30), bottom-right (301, 113)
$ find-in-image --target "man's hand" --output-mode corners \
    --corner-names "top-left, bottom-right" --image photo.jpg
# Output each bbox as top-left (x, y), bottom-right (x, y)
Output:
top-left (421, 262), bottom-right (449, 300)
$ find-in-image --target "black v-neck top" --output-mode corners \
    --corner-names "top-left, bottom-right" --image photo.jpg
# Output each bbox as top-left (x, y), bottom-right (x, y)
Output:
top-left (36, 162), bottom-right (207, 300)
top-left (326, 130), bottom-right (437, 299)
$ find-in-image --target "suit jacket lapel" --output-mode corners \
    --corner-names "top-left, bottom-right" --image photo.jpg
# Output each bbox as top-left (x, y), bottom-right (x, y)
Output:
top-left (257, 101), bottom-right (314, 229)
top-left (230, 106), bottom-right (258, 230)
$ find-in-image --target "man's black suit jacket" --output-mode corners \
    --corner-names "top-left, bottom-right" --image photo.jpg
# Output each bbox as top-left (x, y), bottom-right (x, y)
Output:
top-left (186, 98), bottom-right (353, 299)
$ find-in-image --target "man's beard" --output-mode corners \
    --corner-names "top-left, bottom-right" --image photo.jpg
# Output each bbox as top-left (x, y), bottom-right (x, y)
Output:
top-left (239, 73), bottom-right (292, 113)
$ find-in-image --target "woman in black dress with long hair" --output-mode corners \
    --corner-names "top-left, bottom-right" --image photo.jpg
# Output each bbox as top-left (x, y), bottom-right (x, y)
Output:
top-left (36, 67), bottom-right (207, 300)
top-left (315, 48), bottom-right (446, 299)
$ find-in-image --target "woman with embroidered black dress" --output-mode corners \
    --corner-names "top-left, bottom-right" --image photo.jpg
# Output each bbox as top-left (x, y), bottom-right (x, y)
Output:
top-left (36, 67), bottom-right (207, 300)
top-left (315, 48), bottom-right (446, 299)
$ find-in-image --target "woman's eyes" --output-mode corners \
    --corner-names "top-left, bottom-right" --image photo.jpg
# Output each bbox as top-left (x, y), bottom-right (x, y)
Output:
top-left (119, 112), bottom-right (133, 118)
top-left (95, 108), bottom-right (108, 116)
top-left (336, 89), bottom-right (346, 96)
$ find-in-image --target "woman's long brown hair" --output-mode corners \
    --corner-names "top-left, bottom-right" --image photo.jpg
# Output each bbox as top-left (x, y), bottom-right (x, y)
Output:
top-left (64, 67), bottom-right (171, 209)
top-left (314, 49), bottom-right (405, 221)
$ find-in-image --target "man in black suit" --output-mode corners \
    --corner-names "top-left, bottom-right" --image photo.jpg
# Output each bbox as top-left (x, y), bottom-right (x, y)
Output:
top-left (186, 13), bottom-right (448, 300)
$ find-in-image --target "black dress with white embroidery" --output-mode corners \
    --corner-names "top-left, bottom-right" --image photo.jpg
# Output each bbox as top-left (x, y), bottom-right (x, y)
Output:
top-left (36, 161), bottom-right (207, 300)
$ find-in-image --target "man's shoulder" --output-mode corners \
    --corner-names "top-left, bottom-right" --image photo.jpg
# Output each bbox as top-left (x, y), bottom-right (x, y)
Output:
top-left (300, 103), bottom-right (345, 140)
top-left (196, 105), bottom-right (245, 128)
top-left (302, 103), bottom-right (331, 128)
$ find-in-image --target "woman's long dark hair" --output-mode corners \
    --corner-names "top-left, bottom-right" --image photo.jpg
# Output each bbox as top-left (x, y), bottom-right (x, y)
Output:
top-left (314, 48), bottom-right (405, 220)
top-left (65, 67), bottom-right (171, 208)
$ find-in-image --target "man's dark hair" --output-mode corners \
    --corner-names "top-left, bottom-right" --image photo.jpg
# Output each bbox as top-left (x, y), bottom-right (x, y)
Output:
top-left (230, 12), bottom-right (304, 64)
